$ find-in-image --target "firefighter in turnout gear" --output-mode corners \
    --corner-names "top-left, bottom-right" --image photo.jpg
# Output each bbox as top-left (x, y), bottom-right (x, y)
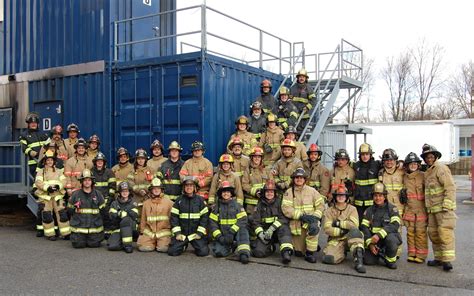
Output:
top-left (148, 140), bottom-right (168, 174)
top-left (91, 152), bottom-right (116, 237)
top-left (64, 138), bottom-right (93, 197)
top-left (330, 149), bottom-right (355, 203)
top-left (255, 79), bottom-right (278, 115)
top-left (290, 69), bottom-right (316, 132)
top-left (38, 125), bottom-right (68, 164)
top-left (86, 134), bottom-right (100, 161)
top-left (68, 169), bottom-right (107, 248)
top-left (403, 152), bottom-right (428, 263)
top-left (284, 126), bottom-right (307, 162)
top-left (259, 113), bottom-right (284, 167)
top-left (272, 139), bottom-right (303, 192)
top-left (228, 137), bottom-right (250, 181)
top-left (179, 141), bottom-right (214, 200)
top-left (168, 177), bottom-right (209, 257)
top-left (112, 147), bottom-right (134, 189)
top-left (64, 123), bottom-right (80, 159)
top-left (127, 149), bottom-right (154, 207)
top-left (107, 182), bottom-right (139, 253)
top-left (360, 182), bottom-right (402, 269)
top-left (34, 151), bottom-right (70, 240)
top-left (379, 148), bottom-right (405, 216)
top-left (37, 140), bottom-right (65, 170)
top-left (138, 178), bottom-right (173, 252)
top-left (277, 87), bottom-right (299, 131)
top-left (250, 180), bottom-right (293, 264)
top-left (227, 115), bottom-right (257, 156)
top-left (208, 154), bottom-right (244, 206)
top-left (421, 144), bottom-right (456, 271)
top-left (19, 112), bottom-right (48, 176)
top-left (353, 143), bottom-right (381, 219)
top-left (322, 186), bottom-right (366, 273)
top-left (209, 181), bottom-right (251, 264)
top-left (248, 101), bottom-right (267, 141)
top-left (156, 141), bottom-right (185, 202)
top-left (242, 147), bottom-right (273, 214)
top-left (282, 168), bottom-right (325, 263)
top-left (303, 143), bottom-right (330, 198)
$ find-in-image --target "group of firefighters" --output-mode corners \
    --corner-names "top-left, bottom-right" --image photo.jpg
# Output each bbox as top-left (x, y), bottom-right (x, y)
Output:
top-left (18, 69), bottom-right (456, 273)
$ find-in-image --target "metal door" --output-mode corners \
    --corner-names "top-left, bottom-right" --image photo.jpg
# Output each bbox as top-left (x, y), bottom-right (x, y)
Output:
top-left (0, 108), bottom-right (13, 142)
top-left (33, 101), bottom-right (63, 133)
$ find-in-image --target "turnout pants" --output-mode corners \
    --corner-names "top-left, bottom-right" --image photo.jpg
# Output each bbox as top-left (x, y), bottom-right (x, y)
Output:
top-left (251, 225), bottom-right (293, 257)
top-left (292, 228), bottom-right (319, 253)
top-left (364, 233), bottom-right (401, 265)
top-left (71, 232), bottom-right (104, 248)
top-left (137, 229), bottom-right (172, 252)
top-left (40, 197), bottom-right (70, 237)
top-left (107, 217), bottom-right (136, 251)
top-left (403, 212), bottom-right (428, 259)
top-left (428, 211), bottom-right (456, 262)
top-left (211, 229), bottom-right (251, 257)
top-left (168, 237), bottom-right (209, 257)
top-left (323, 229), bottom-right (364, 264)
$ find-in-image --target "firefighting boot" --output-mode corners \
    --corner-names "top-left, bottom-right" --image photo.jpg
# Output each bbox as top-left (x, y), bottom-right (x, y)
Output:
top-left (47, 236), bottom-right (57, 241)
top-left (442, 262), bottom-right (453, 272)
top-left (62, 234), bottom-right (70, 240)
top-left (386, 261), bottom-right (397, 269)
top-left (281, 250), bottom-right (292, 264)
top-left (124, 245), bottom-right (133, 254)
top-left (304, 251), bottom-right (317, 263)
top-left (36, 230), bottom-right (44, 237)
top-left (239, 253), bottom-right (249, 264)
top-left (427, 259), bottom-right (442, 267)
top-left (354, 248), bottom-right (366, 274)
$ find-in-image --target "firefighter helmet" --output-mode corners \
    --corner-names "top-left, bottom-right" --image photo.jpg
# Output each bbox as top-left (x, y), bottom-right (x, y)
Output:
top-left (135, 148), bottom-right (148, 159)
top-left (372, 182), bottom-right (387, 196)
top-left (150, 139), bottom-right (164, 151)
top-left (93, 152), bottom-right (107, 164)
top-left (332, 185), bottom-right (350, 202)
top-left (182, 176), bottom-right (198, 186)
top-left (42, 150), bottom-right (56, 164)
top-left (358, 143), bottom-right (373, 154)
top-left (296, 68), bottom-right (309, 79)
top-left (228, 137), bottom-right (244, 149)
top-left (291, 168), bottom-right (308, 179)
top-left (335, 148), bottom-right (350, 160)
top-left (25, 112), bottom-right (40, 124)
top-left (116, 147), bottom-right (130, 160)
top-left (88, 134), bottom-right (100, 144)
top-left (168, 141), bottom-right (183, 151)
top-left (251, 101), bottom-right (263, 110)
top-left (280, 139), bottom-right (296, 149)
top-left (149, 177), bottom-right (164, 190)
top-left (67, 123), bottom-right (80, 133)
top-left (78, 168), bottom-right (95, 181)
top-left (219, 154), bottom-right (234, 164)
top-left (118, 181), bottom-right (130, 192)
top-left (260, 79), bottom-right (272, 91)
top-left (284, 126), bottom-right (298, 135)
top-left (404, 152), bottom-right (422, 165)
top-left (381, 148), bottom-right (398, 161)
top-left (217, 180), bottom-right (235, 197)
top-left (50, 125), bottom-right (63, 136)
top-left (235, 115), bottom-right (249, 126)
top-left (263, 179), bottom-right (276, 191)
top-left (191, 141), bottom-right (205, 152)
top-left (43, 138), bottom-right (58, 150)
top-left (73, 138), bottom-right (87, 149)
top-left (279, 86), bottom-right (290, 97)
top-left (307, 143), bottom-right (322, 155)
top-left (420, 143), bottom-right (442, 160)
top-left (249, 146), bottom-right (264, 157)
top-left (266, 113), bottom-right (277, 124)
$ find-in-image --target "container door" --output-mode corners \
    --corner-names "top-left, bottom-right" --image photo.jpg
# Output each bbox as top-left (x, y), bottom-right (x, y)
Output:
top-left (33, 101), bottom-right (63, 133)
top-left (0, 108), bottom-right (13, 142)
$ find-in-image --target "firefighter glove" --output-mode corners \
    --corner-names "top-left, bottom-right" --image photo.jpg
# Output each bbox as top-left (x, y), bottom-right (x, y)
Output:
top-left (399, 188), bottom-right (408, 204)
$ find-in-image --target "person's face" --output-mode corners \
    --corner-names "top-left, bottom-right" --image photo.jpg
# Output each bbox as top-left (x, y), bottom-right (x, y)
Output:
top-left (95, 159), bottom-right (104, 169)
top-left (282, 147), bottom-right (293, 157)
top-left (152, 147), bottom-right (162, 157)
top-left (221, 190), bottom-right (232, 201)
top-left (374, 193), bottom-right (385, 206)
top-left (360, 153), bottom-right (371, 162)
top-left (424, 153), bottom-right (436, 166)
top-left (119, 154), bottom-right (129, 164)
top-left (151, 187), bottom-right (162, 196)
top-left (184, 183), bottom-right (195, 195)
top-left (69, 131), bottom-right (78, 139)
top-left (268, 121), bottom-right (276, 128)
top-left (28, 122), bottom-right (38, 130)
top-left (265, 189), bottom-right (275, 201)
top-left (337, 158), bottom-right (348, 167)
top-left (120, 189), bottom-right (130, 200)
top-left (309, 152), bottom-right (319, 162)
top-left (76, 146), bottom-right (86, 156)
top-left (262, 86), bottom-right (270, 94)
top-left (285, 133), bottom-right (296, 140)
top-left (336, 194), bottom-right (347, 204)
top-left (408, 162), bottom-right (419, 172)
top-left (384, 159), bottom-right (395, 169)
top-left (232, 145), bottom-right (243, 156)
top-left (221, 162), bottom-right (231, 171)
top-left (82, 178), bottom-right (93, 189)
top-left (294, 176), bottom-right (305, 186)
top-left (45, 158), bottom-right (54, 168)
top-left (251, 155), bottom-right (262, 166)
top-left (237, 123), bottom-right (247, 131)
top-left (252, 108), bottom-right (262, 116)
top-left (169, 149), bottom-right (180, 159)
top-left (89, 141), bottom-right (98, 150)
top-left (193, 149), bottom-right (203, 158)
top-left (136, 157), bottom-right (146, 166)
top-left (52, 133), bottom-right (61, 141)
top-left (297, 75), bottom-right (306, 84)
top-left (280, 94), bottom-right (289, 102)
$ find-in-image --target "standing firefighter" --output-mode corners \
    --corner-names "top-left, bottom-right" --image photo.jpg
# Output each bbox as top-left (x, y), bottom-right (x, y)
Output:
top-left (282, 168), bottom-right (325, 263)
top-left (138, 178), bottom-right (173, 252)
top-left (168, 177), bottom-right (209, 257)
top-left (20, 112), bottom-right (48, 176)
top-left (64, 123), bottom-right (80, 159)
top-left (228, 137), bottom-right (250, 180)
top-left (112, 147), bottom-right (134, 188)
top-left (256, 79), bottom-right (278, 115)
top-left (157, 141), bottom-right (185, 202)
top-left (360, 182), bottom-right (402, 269)
top-left (148, 140), bottom-right (168, 174)
top-left (107, 182), bottom-right (139, 253)
top-left (209, 181), bottom-right (251, 264)
top-left (284, 126), bottom-right (307, 162)
top-left (277, 87), bottom-right (299, 131)
top-left (64, 138), bottom-right (93, 197)
top-left (402, 152), bottom-right (428, 263)
top-left (303, 143), bottom-right (330, 198)
top-left (379, 148), bottom-right (405, 216)
top-left (248, 101), bottom-right (267, 141)
top-left (68, 169), bottom-right (107, 248)
top-left (273, 139), bottom-right (303, 192)
top-left (227, 115), bottom-right (257, 156)
top-left (34, 151), bottom-right (70, 240)
top-left (421, 144), bottom-right (456, 271)
top-left (250, 180), bottom-right (293, 264)
top-left (259, 113), bottom-right (284, 167)
top-left (330, 149), bottom-right (355, 203)
top-left (208, 154), bottom-right (244, 206)
top-left (86, 134), bottom-right (100, 161)
top-left (179, 141), bottom-right (214, 200)
top-left (322, 186), bottom-right (366, 273)
top-left (38, 125), bottom-right (68, 164)
top-left (290, 69), bottom-right (316, 132)
top-left (127, 148), bottom-right (154, 207)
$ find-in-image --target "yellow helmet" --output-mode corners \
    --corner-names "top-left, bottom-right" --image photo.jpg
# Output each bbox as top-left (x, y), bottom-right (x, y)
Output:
top-left (235, 115), bottom-right (249, 125)
top-left (168, 141), bottom-right (183, 151)
top-left (149, 177), bottom-right (164, 190)
top-left (219, 154), bottom-right (234, 163)
top-left (78, 169), bottom-right (95, 181)
top-left (279, 86), bottom-right (290, 96)
top-left (372, 182), bottom-right (387, 196)
top-left (297, 68), bottom-right (309, 79)
top-left (358, 143), bottom-right (373, 154)
top-left (280, 139), bottom-right (296, 149)
top-left (266, 113), bottom-right (277, 124)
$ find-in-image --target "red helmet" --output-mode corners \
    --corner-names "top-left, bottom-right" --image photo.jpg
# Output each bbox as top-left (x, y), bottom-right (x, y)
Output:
top-left (307, 143), bottom-right (322, 155)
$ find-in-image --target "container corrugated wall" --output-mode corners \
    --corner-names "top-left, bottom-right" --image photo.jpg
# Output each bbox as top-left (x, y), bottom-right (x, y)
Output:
top-left (319, 129), bottom-right (345, 168)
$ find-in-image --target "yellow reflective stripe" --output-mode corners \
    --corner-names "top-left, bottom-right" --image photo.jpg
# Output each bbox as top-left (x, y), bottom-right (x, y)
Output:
top-left (234, 171), bottom-right (243, 177)
top-left (37, 194), bottom-right (52, 201)
top-left (70, 226), bottom-right (104, 234)
top-left (425, 187), bottom-right (444, 195)
top-left (108, 178), bottom-right (116, 182)
top-left (164, 194), bottom-right (179, 200)
top-left (385, 255), bottom-right (397, 263)
top-left (179, 213), bottom-right (200, 219)
top-left (250, 183), bottom-right (265, 196)
top-left (279, 243), bottom-right (293, 251)
top-left (236, 244), bottom-right (250, 252)
top-left (245, 197), bottom-right (258, 205)
top-left (308, 93), bottom-right (316, 99)
top-left (77, 208), bottom-right (100, 214)
top-left (385, 184), bottom-right (403, 190)
top-left (44, 228), bottom-right (56, 235)
top-left (255, 227), bottom-right (264, 234)
top-left (147, 216), bottom-right (169, 222)
top-left (28, 160), bottom-right (38, 165)
top-left (132, 208), bottom-right (139, 214)
top-left (262, 217), bottom-right (277, 223)
top-left (109, 208), bottom-right (118, 213)
top-left (95, 182), bottom-right (108, 187)
top-left (365, 238), bottom-right (372, 247)
top-left (231, 224), bottom-right (240, 232)
top-left (332, 227), bottom-right (341, 237)
top-left (377, 229), bottom-right (387, 239)
top-left (20, 139), bottom-right (27, 145)
top-left (349, 216), bottom-right (359, 227)
top-left (354, 200), bottom-right (373, 206)
top-left (390, 216), bottom-right (401, 224)
top-left (143, 229), bottom-right (172, 238)
top-left (197, 226), bottom-right (207, 235)
top-left (292, 97), bottom-right (309, 103)
top-left (268, 143), bottom-right (280, 148)
top-left (120, 211), bottom-right (127, 218)
top-left (355, 179), bottom-right (378, 186)
top-left (305, 103), bottom-right (312, 110)
top-left (163, 179), bottom-right (181, 185)
top-left (212, 229), bottom-right (222, 238)
top-left (293, 209), bottom-right (302, 220)
top-left (171, 226), bottom-right (181, 234)
top-left (307, 181), bottom-right (321, 187)
top-left (220, 219), bottom-right (237, 225)
top-left (122, 237), bottom-right (133, 243)
top-left (171, 207), bottom-right (180, 215)
top-left (59, 226), bottom-right (70, 234)
top-left (290, 111), bottom-right (298, 118)
top-left (209, 213), bottom-right (219, 221)
top-left (200, 207), bottom-right (209, 216)
top-left (236, 211), bottom-right (247, 219)
top-left (314, 210), bottom-right (323, 219)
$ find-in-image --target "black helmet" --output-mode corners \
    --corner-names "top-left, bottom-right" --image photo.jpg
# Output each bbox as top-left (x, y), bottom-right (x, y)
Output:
top-left (73, 138), bottom-right (87, 150)
top-left (217, 181), bottom-right (235, 198)
top-left (335, 148), bottom-right (350, 160)
top-left (332, 185), bottom-right (350, 202)
top-left (381, 148), bottom-right (398, 161)
top-left (284, 126), bottom-right (298, 135)
top-left (291, 168), bottom-right (308, 179)
top-left (118, 181), bottom-right (131, 192)
top-left (88, 134), bottom-right (100, 145)
top-left (25, 112), bottom-right (40, 124)
top-left (404, 152), bottom-right (422, 165)
top-left (150, 139), bottom-right (164, 151)
top-left (67, 123), bottom-right (80, 133)
top-left (93, 152), bottom-right (107, 164)
top-left (116, 147), bottom-right (130, 160)
top-left (191, 141), bottom-right (205, 152)
top-left (420, 143), bottom-right (442, 160)
top-left (135, 148), bottom-right (148, 159)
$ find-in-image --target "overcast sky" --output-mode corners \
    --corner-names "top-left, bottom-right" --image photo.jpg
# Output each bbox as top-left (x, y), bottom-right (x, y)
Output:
top-left (178, 0), bottom-right (474, 119)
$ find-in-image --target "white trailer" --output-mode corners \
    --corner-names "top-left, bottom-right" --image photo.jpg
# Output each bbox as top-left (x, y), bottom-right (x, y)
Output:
top-left (346, 121), bottom-right (459, 164)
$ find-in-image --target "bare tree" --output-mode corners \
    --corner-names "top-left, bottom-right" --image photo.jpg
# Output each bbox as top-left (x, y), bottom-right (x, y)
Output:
top-left (433, 96), bottom-right (460, 119)
top-left (410, 39), bottom-right (445, 120)
top-left (448, 61), bottom-right (474, 118)
top-left (381, 52), bottom-right (415, 121)
top-left (345, 57), bottom-right (375, 123)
